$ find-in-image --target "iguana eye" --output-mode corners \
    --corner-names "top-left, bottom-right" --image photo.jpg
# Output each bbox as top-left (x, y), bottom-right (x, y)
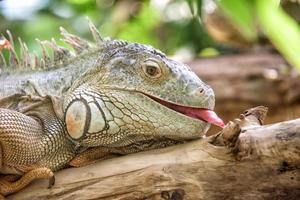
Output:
top-left (142, 60), bottom-right (162, 78)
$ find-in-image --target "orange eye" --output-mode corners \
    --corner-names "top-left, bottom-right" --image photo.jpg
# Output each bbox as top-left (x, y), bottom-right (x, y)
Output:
top-left (142, 60), bottom-right (162, 78)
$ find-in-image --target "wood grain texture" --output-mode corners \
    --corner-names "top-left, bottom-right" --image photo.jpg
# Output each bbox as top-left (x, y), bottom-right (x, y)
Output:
top-left (9, 113), bottom-right (300, 200)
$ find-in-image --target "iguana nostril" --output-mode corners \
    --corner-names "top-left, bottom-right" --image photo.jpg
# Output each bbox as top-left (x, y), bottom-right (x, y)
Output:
top-left (189, 87), bottom-right (205, 96)
top-left (186, 83), bottom-right (204, 96)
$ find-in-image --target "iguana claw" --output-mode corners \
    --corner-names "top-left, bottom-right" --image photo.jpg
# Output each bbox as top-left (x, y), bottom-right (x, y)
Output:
top-left (48, 175), bottom-right (55, 189)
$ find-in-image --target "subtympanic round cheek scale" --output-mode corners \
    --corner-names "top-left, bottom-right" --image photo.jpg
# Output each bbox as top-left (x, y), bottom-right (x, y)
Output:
top-left (65, 101), bottom-right (87, 139)
top-left (65, 99), bottom-right (108, 141)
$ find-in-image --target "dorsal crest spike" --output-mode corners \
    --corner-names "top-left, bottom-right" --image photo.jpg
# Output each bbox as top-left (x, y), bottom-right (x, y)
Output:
top-left (0, 51), bottom-right (7, 71)
top-left (42, 38), bottom-right (73, 65)
top-left (8, 42), bottom-right (19, 69)
top-left (59, 26), bottom-right (91, 54)
top-left (18, 37), bottom-right (31, 69)
top-left (23, 42), bottom-right (34, 70)
top-left (6, 30), bottom-right (14, 48)
top-left (9, 48), bottom-right (19, 69)
top-left (86, 17), bottom-right (103, 45)
top-left (36, 38), bottom-right (51, 69)
top-left (33, 51), bottom-right (40, 70)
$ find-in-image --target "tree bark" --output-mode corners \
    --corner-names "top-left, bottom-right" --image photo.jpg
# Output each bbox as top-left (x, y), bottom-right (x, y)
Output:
top-left (8, 106), bottom-right (300, 200)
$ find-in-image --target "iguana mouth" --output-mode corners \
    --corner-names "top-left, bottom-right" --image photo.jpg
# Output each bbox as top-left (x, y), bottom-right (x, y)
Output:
top-left (145, 94), bottom-right (225, 128)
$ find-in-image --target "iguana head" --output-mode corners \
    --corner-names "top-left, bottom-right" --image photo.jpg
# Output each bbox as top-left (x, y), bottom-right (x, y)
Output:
top-left (63, 21), bottom-right (224, 147)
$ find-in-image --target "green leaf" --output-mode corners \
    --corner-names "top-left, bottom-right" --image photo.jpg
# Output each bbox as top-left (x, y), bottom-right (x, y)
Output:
top-left (256, 0), bottom-right (300, 73)
top-left (218, 0), bottom-right (257, 42)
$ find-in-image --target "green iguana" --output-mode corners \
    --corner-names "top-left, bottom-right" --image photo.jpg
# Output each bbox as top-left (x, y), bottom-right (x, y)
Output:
top-left (0, 18), bottom-right (224, 198)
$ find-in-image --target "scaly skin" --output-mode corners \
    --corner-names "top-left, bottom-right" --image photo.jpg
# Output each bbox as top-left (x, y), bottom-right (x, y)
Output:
top-left (0, 19), bottom-right (217, 197)
top-left (0, 96), bottom-right (74, 197)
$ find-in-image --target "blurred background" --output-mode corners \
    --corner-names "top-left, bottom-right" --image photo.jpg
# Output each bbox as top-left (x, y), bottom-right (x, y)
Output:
top-left (0, 0), bottom-right (218, 60)
top-left (1, 0), bottom-right (300, 132)
top-left (1, 0), bottom-right (300, 60)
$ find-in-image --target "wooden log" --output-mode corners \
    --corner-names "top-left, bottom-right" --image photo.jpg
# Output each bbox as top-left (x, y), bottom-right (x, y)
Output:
top-left (8, 106), bottom-right (300, 200)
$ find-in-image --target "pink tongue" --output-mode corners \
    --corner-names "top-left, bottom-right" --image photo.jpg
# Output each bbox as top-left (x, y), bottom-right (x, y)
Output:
top-left (194, 109), bottom-right (225, 128)
top-left (148, 96), bottom-right (225, 128)
top-left (178, 107), bottom-right (225, 128)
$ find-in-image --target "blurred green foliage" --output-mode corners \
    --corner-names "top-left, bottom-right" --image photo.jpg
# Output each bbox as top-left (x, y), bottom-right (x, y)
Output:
top-left (1, 0), bottom-right (300, 73)
top-left (0, 0), bottom-right (214, 59)
top-left (218, 0), bottom-right (257, 42)
top-left (217, 0), bottom-right (300, 72)
top-left (255, 0), bottom-right (300, 73)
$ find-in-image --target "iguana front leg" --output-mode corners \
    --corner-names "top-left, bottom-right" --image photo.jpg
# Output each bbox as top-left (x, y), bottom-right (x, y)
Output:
top-left (0, 108), bottom-right (56, 197)
top-left (0, 95), bottom-right (75, 197)
top-left (0, 167), bottom-right (54, 196)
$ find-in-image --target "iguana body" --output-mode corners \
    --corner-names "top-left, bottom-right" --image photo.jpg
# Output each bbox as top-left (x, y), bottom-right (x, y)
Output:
top-left (0, 19), bottom-right (223, 198)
